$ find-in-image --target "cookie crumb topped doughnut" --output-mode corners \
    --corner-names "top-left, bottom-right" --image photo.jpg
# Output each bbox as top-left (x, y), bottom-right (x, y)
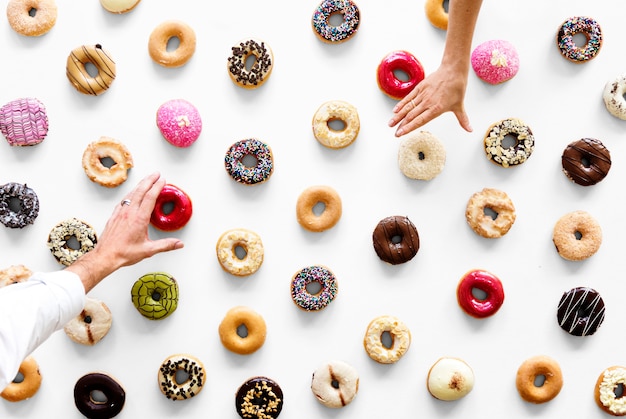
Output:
top-left (424, 0), bottom-right (448, 30)
top-left (372, 215), bottom-right (420, 264)
top-left (156, 99), bottom-right (202, 148)
top-left (82, 136), bottom-right (134, 188)
top-left (377, 50), bottom-right (425, 100)
top-left (312, 0), bottom-right (360, 44)
top-left (216, 228), bottom-right (264, 276)
top-left (552, 210), bottom-right (602, 261)
top-left (595, 366), bottom-right (626, 416)
top-left (73, 372), bottom-right (125, 417)
top-left (0, 264), bottom-right (32, 288)
top-left (47, 217), bottom-right (97, 266)
top-left (224, 138), bottom-right (274, 185)
top-left (100, 0), bottom-right (141, 13)
top-left (363, 315), bottom-right (411, 364)
top-left (603, 73), bottom-right (626, 121)
top-left (148, 20), bottom-right (196, 68)
top-left (557, 16), bottom-right (602, 63)
top-left (236, 376), bottom-right (283, 418)
top-left (131, 272), bottom-right (179, 320)
top-left (228, 38), bottom-right (273, 89)
top-left (311, 360), bottom-right (359, 408)
top-left (0, 97), bottom-right (48, 146)
top-left (218, 306), bottom-right (267, 355)
top-left (64, 297), bottom-right (112, 346)
top-left (561, 138), bottom-right (611, 186)
top-left (312, 100), bottom-right (360, 149)
top-left (398, 130), bottom-right (446, 180)
top-left (0, 356), bottom-right (42, 402)
top-left (0, 182), bottom-right (39, 229)
top-left (6, 0), bottom-right (57, 36)
top-left (471, 39), bottom-right (520, 85)
top-left (465, 188), bottom-right (516, 239)
top-left (158, 354), bottom-right (206, 401)
top-left (150, 183), bottom-right (193, 231)
top-left (484, 117), bottom-right (535, 167)
top-left (456, 269), bottom-right (504, 318)
top-left (296, 185), bottom-right (342, 232)
top-left (66, 44), bottom-right (116, 96)
top-left (427, 357), bottom-right (474, 401)
top-left (291, 265), bottom-right (338, 311)
top-left (557, 286), bottom-right (605, 337)
top-left (515, 355), bottom-right (563, 404)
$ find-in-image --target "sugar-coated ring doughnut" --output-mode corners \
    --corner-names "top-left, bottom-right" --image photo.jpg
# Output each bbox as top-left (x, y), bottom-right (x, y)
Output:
top-left (557, 16), bottom-right (602, 63)
top-left (0, 97), bottom-right (48, 146)
top-left (471, 39), bottom-right (520, 85)
top-left (235, 376), bottom-right (284, 419)
top-left (73, 372), bottom-right (125, 418)
top-left (99, 0), bottom-right (141, 13)
top-left (424, 0), bottom-right (448, 30)
top-left (0, 182), bottom-right (39, 229)
top-left (363, 315), bottom-right (411, 364)
top-left (296, 185), bottom-right (342, 232)
top-left (377, 50), bottom-right (425, 100)
top-left (456, 269), bottom-right (505, 318)
top-left (216, 228), bottom-right (264, 276)
top-left (603, 73), bottom-right (626, 121)
top-left (561, 138), bottom-right (611, 186)
top-left (372, 215), bottom-right (420, 265)
top-left (0, 356), bottom-right (41, 402)
top-left (148, 20), bottom-right (196, 68)
top-left (224, 138), bottom-right (274, 185)
top-left (158, 354), bottom-right (206, 401)
top-left (290, 265), bottom-right (338, 311)
top-left (595, 366), bottom-right (626, 416)
top-left (6, 0), bottom-right (57, 36)
top-left (515, 355), bottom-right (563, 404)
top-left (66, 44), bottom-right (116, 96)
top-left (156, 99), bottom-right (202, 147)
top-left (0, 264), bottom-right (32, 288)
top-left (227, 38), bottom-right (273, 89)
top-left (397, 130), bottom-right (446, 180)
top-left (465, 188), bottom-right (516, 239)
top-left (150, 183), bottom-right (193, 231)
top-left (63, 297), bottom-right (112, 346)
top-left (47, 217), bottom-right (97, 266)
top-left (311, 0), bottom-right (360, 44)
top-left (311, 100), bottom-right (360, 149)
top-left (484, 117), bottom-right (534, 168)
top-left (557, 286), bottom-right (605, 337)
top-left (131, 272), bottom-right (179, 320)
top-left (427, 357), bottom-right (475, 401)
top-left (311, 359), bottom-right (359, 408)
top-left (82, 136), bottom-right (134, 188)
top-left (218, 306), bottom-right (267, 355)
top-left (552, 210), bottom-right (602, 261)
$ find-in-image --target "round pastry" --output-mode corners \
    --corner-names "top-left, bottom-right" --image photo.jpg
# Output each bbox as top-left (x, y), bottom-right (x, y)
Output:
top-left (150, 183), bottom-right (193, 231)
top-left (148, 20), bottom-right (196, 68)
top-left (484, 117), bottom-right (535, 167)
top-left (64, 297), bottom-right (112, 346)
top-left (6, 0), bottom-right (57, 36)
top-left (424, 0), bottom-right (448, 30)
top-left (465, 188), bottom-right (516, 239)
top-left (456, 269), bottom-right (505, 318)
top-left (158, 354), bottom-right (206, 401)
top-left (216, 228), bottom-right (264, 276)
top-left (515, 355), bottom-right (563, 404)
top-left (397, 130), bottom-right (446, 180)
top-left (427, 357), bottom-right (475, 401)
top-left (66, 44), bottom-right (116, 96)
top-left (561, 138), bottom-right (611, 186)
top-left (227, 38), bottom-right (273, 89)
top-left (557, 286), bottom-right (605, 337)
top-left (218, 306), bottom-right (267, 355)
top-left (296, 185), bottom-right (342, 232)
top-left (0, 182), bottom-right (39, 229)
top-left (552, 210), bottom-right (602, 261)
top-left (99, 0), bottom-right (141, 13)
top-left (0, 264), bottom-right (32, 288)
top-left (156, 98), bottom-right (202, 147)
top-left (556, 16), bottom-right (602, 63)
top-left (0, 97), bottom-right (48, 146)
top-left (82, 136), bottom-right (133, 188)
top-left (224, 138), bottom-right (274, 185)
top-left (372, 215), bottom-right (420, 265)
top-left (363, 315), bottom-right (411, 364)
top-left (603, 73), bottom-right (626, 120)
top-left (311, 100), bottom-right (360, 149)
top-left (471, 39), bottom-right (520, 85)
top-left (311, 359), bottom-right (359, 408)
top-left (0, 356), bottom-right (42, 402)
top-left (47, 217), bottom-right (97, 266)
top-left (311, 0), bottom-right (360, 44)
top-left (595, 366), bottom-right (626, 416)
top-left (235, 376), bottom-right (283, 418)
top-left (290, 265), bottom-right (338, 311)
top-left (377, 50), bottom-right (425, 100)
top-left (131, 272), bottom-right (179, 320)
top-left (74, 372), bottom-right (125, 418)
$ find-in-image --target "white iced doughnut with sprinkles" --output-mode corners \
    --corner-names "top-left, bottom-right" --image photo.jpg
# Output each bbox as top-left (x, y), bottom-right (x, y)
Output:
top-left (311, 0), bottom-right (360, 44)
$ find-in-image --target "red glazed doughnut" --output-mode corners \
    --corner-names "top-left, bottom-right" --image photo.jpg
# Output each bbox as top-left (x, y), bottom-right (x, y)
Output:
top-left (377, 50), bottom-right (425, 100)
top-left (150, 184), bottom-right (192, 231)
top-left (456, 269), bottom-right (505, 318)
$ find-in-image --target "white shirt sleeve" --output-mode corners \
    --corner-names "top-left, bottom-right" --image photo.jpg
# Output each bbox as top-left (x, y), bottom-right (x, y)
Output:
top-left (0, 270), bottom-right (85, 391)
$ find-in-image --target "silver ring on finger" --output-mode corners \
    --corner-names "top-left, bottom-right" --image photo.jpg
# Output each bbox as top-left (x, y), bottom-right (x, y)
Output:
top-left (121, 199), bottom-right (131, 207)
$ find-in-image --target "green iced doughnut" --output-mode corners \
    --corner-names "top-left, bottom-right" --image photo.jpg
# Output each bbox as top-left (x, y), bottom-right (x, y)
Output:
top-left (131, 272), bottom-right (179, 320)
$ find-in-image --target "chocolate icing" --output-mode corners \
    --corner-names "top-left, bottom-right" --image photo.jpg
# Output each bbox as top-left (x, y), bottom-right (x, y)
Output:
top-left (557, 286), bottom-right (605, 337)
top-left (0, 182), bottom-right (39, 228)
top-left (372, 215), bottom-right (420, 265)
top-left (73, 372), bottom-right (125, 419)
top-left (235, 376), bottom-right (283, 419)
top-left (561, 138), bottom-right (611, 186)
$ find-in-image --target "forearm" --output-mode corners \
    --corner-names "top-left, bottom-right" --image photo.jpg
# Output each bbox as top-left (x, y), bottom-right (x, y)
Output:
top-left (65, 247), bottom-right (120, 293)
top-left (441, 0), bottom-right (483, 71)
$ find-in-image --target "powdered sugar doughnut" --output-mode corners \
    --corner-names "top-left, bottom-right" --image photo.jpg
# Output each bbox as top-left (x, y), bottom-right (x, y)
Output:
top-left (156, 99), bottom-right (202, 147)
top-left (0, 97), bottom-right (48, 146)
top-left (471, 40), bottom-right (519, 85)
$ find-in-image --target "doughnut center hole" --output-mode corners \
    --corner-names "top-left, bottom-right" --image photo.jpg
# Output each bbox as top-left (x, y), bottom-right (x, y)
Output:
top-left (393, 68), bottom-right (410, 82)
top-left (471, 287), bottom-right (488, 301)
top-left (151, 290), bottom-right (162, 301)
top-left (65, 235), bottom-right (80, 250)
top-left (572, 32), bottom-right (588, 48)
top-left (175, 369), bottom-right (190, 385)
top-left (533, 374), bottom-right (546, 388)
top-left (244, 54), bottom-right (257, 71)
top-left (391, 234), bottom-right (403, 244)
top-left (236, 323), bottom-right (249, 338)
top-left (166, 36), bottom-right (181, 52)
top-left (241, 154), bottom-right (258, 168)
top-left (327, 118), bottom-right (346, 132)
top-left (99, 156), bottom-right (117, 169)
top-left (576, 306), bottom-right (591, 319)
top-left (614, 383), bottom-right (625, 398)
top-left (12, 372), bottom-right (24, 384)
top-left (442, 0), bottom-right (449, 12)
top-left (84, 62), bottom-right (99, 78)
top-left (161, 201), bottom-right (175, 215)
top-left (312, 201), bottom-right (326, 216)
top-left (28, 7), bottom-right (37, 17)
top-left (89, 390), bottom-right (108, 404)
top-left (581, 156), bottom-right (591, 168)
top-left (502, 134), bottom-right (518, 149)
top-left (83, 315), bottom-right (92, 324)
top-left (483, 207), bottom-right (498, 221)
top-left (328, 11), bottom-right (345, 27)
top-left (306, 280), bottom-right (322, 295)
top-left (417, 151), bottom-right (425, 160)
top-left (8, 197), bottom-right (22, 213)
top-left (574, 230), bottom-right (583, 240)
top-left (234, 244), bottom-right (247, 260)
top-left (380, 331), bottom-right (393, 349)
top-left (331, 379), bottom-right (340, 389)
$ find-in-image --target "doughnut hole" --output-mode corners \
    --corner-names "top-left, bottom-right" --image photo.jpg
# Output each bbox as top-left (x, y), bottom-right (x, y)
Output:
top-left (327, 118), bottom-right (346, 132)
top-left (501, 133), bottom-right (518, 150)
top-left (166, 35), bottom-right (181, 52)
top-left (484, 206), bottom-right (498, 221)
top-left (614, 383), bottom-right (625, 398)
top-left (84, 62), bottom-right (99, 78)
top-left (237, 323), bottom-right (249, 338)
top-left (8, 197), bottom-right (22, 213)
top-left (306, 280), bottom-right (322, 295)
top-left (380, 331), bottom-right (393, 349)
top-left (12, 372), bottom-right (25, 384)
top-left (99, 156), bottom-right (116, 169)
top-left (533, 374), bottom-right (546, 388)
top-left (234, 243), bottom-right (248, 260)
top-left (175, 369), bottom-right (190, 386)
top-left (244, 53), bottom-right (257, 71)
top-left (328, 11), bottom-right (345, 27)
top-left (241, 154), bottom-right (258, 168)
top-left (64, 235), bottom-right (81, 250)
top-left (312, 201), bottom-right (326, 216)
top-left (574, 230), bottom-right (583, 240)
top-left (392, 68), bottom-right (410, 83)
top-left (572, 32), bottom-right (589, 48)
top-left (442, 0), bottom-right (449, 12)
top-left (90, 389), bottom-right (108, 404)
top-left (160, 201), bottom-right (175, 216)
top-left (391, 233), bottom-right (403, 244)
top-left (471, 287), bottom-right (487, 301)
top-left (83, 314), bottom-right (93, 325)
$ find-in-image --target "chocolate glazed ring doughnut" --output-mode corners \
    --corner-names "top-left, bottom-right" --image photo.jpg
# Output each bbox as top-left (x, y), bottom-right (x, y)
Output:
top-left (73, 372), bottom-right (125, 418)
top-left (561, 138), bottom-right (611, 186)
top-left (235, 376), bottom-right (283, 418)
top-left (0, 182), bottom-right (40, 228)
top-left (557, 286), bottom-right (605, 336)
top-left (372, 215), bottom-right (420, 265)
top-left (484, 117), bottom-right (535, 168)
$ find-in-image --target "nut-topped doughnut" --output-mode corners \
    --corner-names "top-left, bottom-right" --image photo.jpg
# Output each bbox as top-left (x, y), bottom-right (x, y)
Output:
top-left (363, 315), bottom-right (411, 364)
top-left (158, 354), bottom-right (206, 401)
top-left (47, 217), bottom-right (97, 266)
top-left (235, 376), bottom-right (283, 419)
top-left (552, 210), bottom-right (602, 261)
top-left (290, 265), bottom-right (338, 311)
top-left (312, 100), bottom-right (360, 149)
top-left (377, 50), bottom-right (425, 100)
top-left (216, 228), bottom-right (264, 276)
top-left (372, 215), bottom-right (420, 265)
top-left (484, 117), bottom-right (535, 167)
top-left (557, 286), bottom-right (605, 337)
top-left (561, 138), bottom-right (611, 186)
top-left (556, 16), bottom-right (602, 63)
top-left (131, 272), bottom-right (179, 320)
top-left (0, 356), bottom-right (42, 402)
top-left (0, 182), bottom-right (39, 229)
top-left (63, 297), bottom-right (112, 346)
top-left (224, 138), bottom-right (274, 185)
top-left (227, 38), bottom-right (273, 89)
top-left (465, 188), bottom-right (516, 239)
top-left (6, 0), bottom-right (57, 36)
top-left (82, 136), bottom-right (134, 188)
top-left (595, 366), bottom-right (626, 416)
top-left (0, 97), bottom-right (48, 146)
top-left (311, 0), bottom-right (360, 44)
top-left (66, 44), bottom-right (116, 96)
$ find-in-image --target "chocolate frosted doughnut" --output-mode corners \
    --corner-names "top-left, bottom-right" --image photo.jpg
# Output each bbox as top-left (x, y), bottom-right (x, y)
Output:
top-left (561, 138), bottom-right (611, 186)
top-left (235, 376), bottom-right (283, 418)
top-left (484, 117), bottom-right (534, 168)
top-left (73, 372), bottom-right (125, 418)
top-left (557, 286), bottom-right (605, 337)
top-left (0, 182), bottom-right (39, 228)
top-left (372, 215), bottom-right (419, 265)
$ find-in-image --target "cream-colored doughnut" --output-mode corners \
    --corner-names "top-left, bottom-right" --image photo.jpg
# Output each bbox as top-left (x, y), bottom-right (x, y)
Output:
top-left (215, 228), bottom-right (264, 276)
top-left (427, 357), bottom-right (475, 401)
top-left (227, 38), bottom-right (274, 89)
top-left (311, 360), bottom-right (359, 408)
top-left (465, 188), bottom-right (516, 238)
top-left (296, 185), bottom-right (342, 232)
top-left (148, 20), bottom-right (196, 68)
top-left (603, 73), bottom-right (626, 121)
top-left (595, 366), bottom-right (626, 416)
top-left (218, 306), bottom-right (266, 355)
top-left (6, 0), bottom-right (57, 36)
top-left (66, 44), bottom-right (116, 96)
top-left (515, 355), bottom-right (563, 404)
top-left (363, 315), bottom-right (411, 364)
top-left (0, 356), bottom-right (42, 402)
top-left (64, 297), bottom-right (113, 346)
top-left (398, 130), bottom-right (446, 180)
top-left (552, 210), bottom-right (602, 261)
top-left (99, 0), bottom-right (141, 13)
top-left (312, 100), bottom-right (360, 149)
top-left (82, 136), bottom-right (133, 188)
top-left (158, 353), bottom-right (206, 400)
top-left (0, 264), bottom-right (32, 288)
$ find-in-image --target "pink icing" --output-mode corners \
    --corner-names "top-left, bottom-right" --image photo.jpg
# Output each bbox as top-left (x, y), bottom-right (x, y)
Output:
top-left (471, 39), bottom-right (520, 85)
top-left (156, 99), bottom-right (202, 147)
top-left (377, 50), bottom-right (425, 100)
top-left (0, 97), bottom-right (49, 146)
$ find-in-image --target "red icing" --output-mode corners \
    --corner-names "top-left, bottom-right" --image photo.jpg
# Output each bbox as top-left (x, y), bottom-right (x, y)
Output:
top-left (150, 184), bottom-right (193, 231)
top-left (377, 51), bottom-right (425, 100)
top-left (456, 269), bottom-right (504, 318)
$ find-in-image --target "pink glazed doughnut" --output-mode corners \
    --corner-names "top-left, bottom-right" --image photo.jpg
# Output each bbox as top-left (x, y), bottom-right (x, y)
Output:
top-left (471, 40), bottom-right (520, 85)
top-left (0, 97), bottom-right (49, 146)
top-left (377, 50), bottom-right (425, 100)
top-left (156, 99), bottom-right (202, 147)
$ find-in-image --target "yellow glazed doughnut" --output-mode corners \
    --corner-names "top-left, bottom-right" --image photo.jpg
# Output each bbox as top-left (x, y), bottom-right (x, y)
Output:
top-left (63, 297), bottom-right (113, 346)
top-left (312, 100), bottom-right (360, 149)
top-left (0, 264), bottom-right (32, 288)
top-left (515, 355), bottom-right (563, 404)
top-left (427, 357), bottom-right (475, 401)
top-left (552, 210), bottom-right (602, 261)
top-left (424, 0), bottom-right (448, 30)
top-left (6, 0), bottom-right (57, 36)
top-left (99, 0), bottom-right (141, 13)
top-left (82, 136), bottom-right (133, 188)
top-left (465, 188), bottom-right (516, 238)
top-left (218, 306), bottom-right (267, 355)
top-left (215, 228), bottom-right (264, 276)
top-left (296, 185), bottom-right (342, 232)
top-left (398, 130), bottom-right (446, 180)
top-left (0, 356), bottom-right (42, 402)
top-left (66, 44), bottom-right (116, 96)
top-left (595, 366), bottom-right (626, 416)
top-left (363, 315), bottom-right (411, 364)
top-left (148, 20), bottom-right (196, 68)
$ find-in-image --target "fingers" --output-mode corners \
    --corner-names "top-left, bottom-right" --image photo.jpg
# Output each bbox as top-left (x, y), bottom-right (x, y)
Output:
top-left (454, 108), bottom-right (473, 132)
top-left (148, 238), bottom-right (185, 256)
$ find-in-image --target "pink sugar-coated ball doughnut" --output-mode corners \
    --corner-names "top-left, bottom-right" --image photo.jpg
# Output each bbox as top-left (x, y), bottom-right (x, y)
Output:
top-left (156, 99), bottom-right (202, 147)
top-left (471, 40), bottom-right (519, 85)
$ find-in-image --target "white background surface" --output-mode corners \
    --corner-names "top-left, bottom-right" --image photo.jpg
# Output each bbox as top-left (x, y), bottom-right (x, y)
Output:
top-left (1, 0), bottom-right (626, 417)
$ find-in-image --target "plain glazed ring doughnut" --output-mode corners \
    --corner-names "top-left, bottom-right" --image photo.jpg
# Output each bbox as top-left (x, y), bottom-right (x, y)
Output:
top-left (224, 138), bottom-right (274, 185)
top-left (557, 16), bottom-right (602, 63)
top-left (82, 136), bottom-right (134, 188)
top-left (484, 117), bottom-right (535, 167)
top-left (63, 297), bottom-right (112, 346)
top-left (218, 306), bottom-right (267, 355)
top-left (156, 98), bottom-right (202, 148)
top-left (424, 0), bottom-right (447, 30)
top-left (150, 183), bottom-right (193, 231)
top-left (6, 0), bottom-right (57, 36)
top-left (372, 215), bottom-right (420, 265)
top-left (427, 357), bottom-right (475, 401)
top-left (131, 272), bottom-right (179, 320)
top-left (0, 97), bottom-right (48, 146)
top-left (595, 366), bottom-right (626, 416)
top-left (227, 38), bottom-right (273, 89)
top-left (148, 20), bottom-right (196, 68)
top-left (0, 356), bottom-right (42, 402)
top-left (311, 0), bottom-right (360, 44)
top-left (552, 210), bottom-right (602, 261)
top-left (99, 0), bottom-right (141, 13)
top-left (363, 315), bottom-right (411, 364)
top-left (0, 264), bottom-right (32, 288)
top-left (557, 286), bottom-right (605, 337)
top-left (561, 138), bottom-right (611, 186)
top-left (66, 44), bottom-right (116, 95)
top-left (0, 182), bottom-right (39, 229)
top-left (397, 130), bottom-right (446, 180)
top-left (236, 376), bottom-right (284, 419)
top-left (471, 39), bottom-right (520, 85)
top-left (216, 228), bottom-right (264, 276)
top-left (47, 217), bottom-right (97, 266)
top-left (377, 50), bottom-right (425, 100)
top-left (456, 269), bottom-right (505, 318)
top-left (290, 265), bottom-right (338, 311)
top-left (603, 73), bottom-right (626, 121)
top-left (296, 185), bottom-right (342, 232)
top-left (311, 360), bottom-right (359, 408)
top-left (515, 355), bottom-right (563, 404)
top-left (465, 188), bottom-right (516, 239)
top-left (73, 372), bottom-right (125, 417)
top-left (158, 354), bottom-right (206, 401)
top-left (311, 100), bottom-right (360, 149)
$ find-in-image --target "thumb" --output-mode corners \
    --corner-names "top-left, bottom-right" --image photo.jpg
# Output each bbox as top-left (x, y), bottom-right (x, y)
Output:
top-left (148, 238), bottom-right (185, 256)
top-left (454, 109), bottom-right (473, 132)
